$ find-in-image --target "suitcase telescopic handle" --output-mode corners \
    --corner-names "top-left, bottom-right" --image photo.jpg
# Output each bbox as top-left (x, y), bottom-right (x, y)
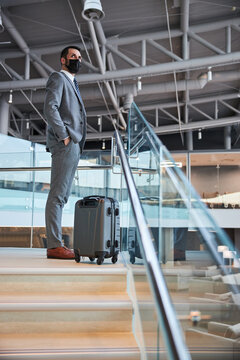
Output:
top-left (83, 195), bottom-right (116, 204)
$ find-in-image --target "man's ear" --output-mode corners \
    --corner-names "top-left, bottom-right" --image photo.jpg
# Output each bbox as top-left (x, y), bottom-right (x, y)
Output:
top-left (60, 57), bottom-right (65, 65)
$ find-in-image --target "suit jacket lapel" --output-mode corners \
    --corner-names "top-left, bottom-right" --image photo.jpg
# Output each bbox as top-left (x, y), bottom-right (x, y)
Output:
top-left (60, 72), bottom-right (86, 117)
top-left (61, 72), bottom-right (78, 97)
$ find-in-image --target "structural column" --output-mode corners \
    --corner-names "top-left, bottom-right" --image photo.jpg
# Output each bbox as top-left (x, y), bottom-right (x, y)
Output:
top-left (181, 0), bottom-right (192, 151)
top-left (0, 97), bottom-right (9, 135)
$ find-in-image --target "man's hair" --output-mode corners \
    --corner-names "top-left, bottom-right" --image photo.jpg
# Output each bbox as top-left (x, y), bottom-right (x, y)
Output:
top-left (60, 46), bottom-right (81, 59)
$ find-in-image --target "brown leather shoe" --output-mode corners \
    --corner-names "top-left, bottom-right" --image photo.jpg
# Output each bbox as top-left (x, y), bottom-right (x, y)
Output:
top-left (47, 246), bottom-right (75, 259)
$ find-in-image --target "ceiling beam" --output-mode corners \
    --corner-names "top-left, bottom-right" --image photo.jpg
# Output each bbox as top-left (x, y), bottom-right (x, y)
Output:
top-left (188, 31), bottom-right (225, 55)
top-left (28, 113), bottom-right (240, 142)
top-left (3, 69), bottom-right (240, 105)
top-left (107, 17), bottom-right (240, 46)
top-left (154, 115), bottom-right (240, 135)
top-left (147, 39), bottom-right (182, 61)
top-left (1, 51), bottom-right (240, 91)
top-left (106, 44), bottom-right (140, 67)
top-left (1, 17), bottom-right (239, 60)
top-left (139, 92), bottom-right (240, 111)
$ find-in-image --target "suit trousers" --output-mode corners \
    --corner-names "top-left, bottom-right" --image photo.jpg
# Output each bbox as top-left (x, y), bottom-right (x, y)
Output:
top-left (45, 140), bottom-right (80, 249)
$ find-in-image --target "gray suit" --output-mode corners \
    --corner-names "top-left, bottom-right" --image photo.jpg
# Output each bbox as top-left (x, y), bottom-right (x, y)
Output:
top-left (44, 71), bottom-right (86, 249)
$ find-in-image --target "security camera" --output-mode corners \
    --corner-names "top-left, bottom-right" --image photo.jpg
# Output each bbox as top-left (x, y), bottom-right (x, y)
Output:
top-left (82, 0), bottom-right (105, 22)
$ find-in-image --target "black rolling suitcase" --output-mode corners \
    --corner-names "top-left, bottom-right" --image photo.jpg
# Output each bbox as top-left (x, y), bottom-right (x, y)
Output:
top-left (73, 196), bottom-right (120, 265)
top-left (128, 227), bottom-right (142, 264)
top-left (128, 227), bottom-right (159, 264)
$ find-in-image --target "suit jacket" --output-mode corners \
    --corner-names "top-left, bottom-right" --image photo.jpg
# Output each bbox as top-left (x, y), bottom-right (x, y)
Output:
top-left (44, 71), bottom-right (86, 151)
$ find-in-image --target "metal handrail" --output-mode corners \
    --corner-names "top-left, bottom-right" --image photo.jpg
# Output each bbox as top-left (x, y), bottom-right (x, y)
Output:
top-left (114, 129), bottom-right (191, 360)
top-left (0, 165), bottom-right (157, 174)
top-left (0, 165), bottom-right (113, 172)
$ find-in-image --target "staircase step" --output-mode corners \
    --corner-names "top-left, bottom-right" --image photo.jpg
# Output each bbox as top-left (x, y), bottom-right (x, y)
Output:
top-left (0, 272), bottom-right (127, 296)
top-left (0, 332), bottom-right (140, 360)
top-left (0, 249), bottom-right (140, 359)
top-left (0, 299), bottom-right (133, 334)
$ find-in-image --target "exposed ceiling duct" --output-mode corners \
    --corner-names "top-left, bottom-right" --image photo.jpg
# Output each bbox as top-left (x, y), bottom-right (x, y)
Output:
top-left (2, 70), bottom-right (240, 100)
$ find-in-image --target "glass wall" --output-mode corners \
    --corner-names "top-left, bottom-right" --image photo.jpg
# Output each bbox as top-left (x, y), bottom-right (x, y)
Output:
top-left (0, 133), bottom-right (117, 248)
top-left (190, 152), bottom-right (240, 209)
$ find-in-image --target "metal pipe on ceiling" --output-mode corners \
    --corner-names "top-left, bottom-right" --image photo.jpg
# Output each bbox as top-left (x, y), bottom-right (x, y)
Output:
top-left (1, 10), bottom-right (49, 77)
top-left (4, 78), bottom-right (207, 105)
top-left (1, 11), bottom-right (30, 54)
top-left (1, 51), bottom-right (240, 91)
top-left (154, 115), bottom-right (240, 135)
top-left (1, 17), bottom-right (239, 60)
top-left (147, 39), bottom-right (182, 61)
top-left (107, 17), bottom-right (240, 47)
top-left (0, 0), bottom-right (54, 6)
top-left (28, 113), bottom-right (240, 142)
top-left (2, 70), bottom-right (240, 104)
top-left (139, 92), bottom-right (240, 111)
top-left (87, 20), bottom-right (127, 129)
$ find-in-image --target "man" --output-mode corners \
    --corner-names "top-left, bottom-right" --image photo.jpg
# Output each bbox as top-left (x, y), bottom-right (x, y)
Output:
top-left (44, 46), bottom-right (86, 259)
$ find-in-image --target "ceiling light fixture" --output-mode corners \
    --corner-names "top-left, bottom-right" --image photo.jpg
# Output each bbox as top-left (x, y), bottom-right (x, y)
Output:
top-left (137, 77), bottom-right (142, 91)
top-left (102, 139), bottom-right (105, 150)
top-left (198, 129), bottom-right (202, 140)
top-left (207, 67), bottom-right (212, 81)
top-left (0, 7), bottom-right (4, 33)
top-left (8, 90), bottom-right (13, 104)
top-left (82, 0), bottom-right (105, 22)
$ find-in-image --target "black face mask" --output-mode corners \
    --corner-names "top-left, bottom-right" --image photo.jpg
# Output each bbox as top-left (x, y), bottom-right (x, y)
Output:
top-left (66, 59), bottom-right (81, 74)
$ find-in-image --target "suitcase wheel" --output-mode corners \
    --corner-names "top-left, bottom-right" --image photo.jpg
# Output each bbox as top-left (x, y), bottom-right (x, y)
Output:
top-left (89, 257), bottom-right (95, 262)
top-left (74, 249), bottom-right (81, 263)
top-left (97, 256), bottom-right (104, 265)
top-left (112, 254), bottom-right (118, 264)
top-left (130, 252), bottom-right (135, 264)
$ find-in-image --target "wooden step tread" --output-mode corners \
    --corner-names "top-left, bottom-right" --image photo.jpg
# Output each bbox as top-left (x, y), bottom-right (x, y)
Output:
top-left (0, 248), bottom-right (127, 274)
top-left (0, 350), bottom-right (140, 360)
top-left (0, 266), bottom-right (127, 275)
top-left (0, 332), bottom-right (140, 352)
top-left (0, 300), bottom-right (132, 311)
top-left (0, 293), bottom-right (130, 303)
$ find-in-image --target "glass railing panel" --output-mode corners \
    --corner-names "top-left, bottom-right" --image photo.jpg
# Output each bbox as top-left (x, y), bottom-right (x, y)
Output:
top-left (0, 169), bottom-right (37, 247)
top-left (81, 149), bottom-right (113, 166)
top-left (127, 102), bottom-right (240, 359)
top-left (0, 133), bottom-right (34, 168)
